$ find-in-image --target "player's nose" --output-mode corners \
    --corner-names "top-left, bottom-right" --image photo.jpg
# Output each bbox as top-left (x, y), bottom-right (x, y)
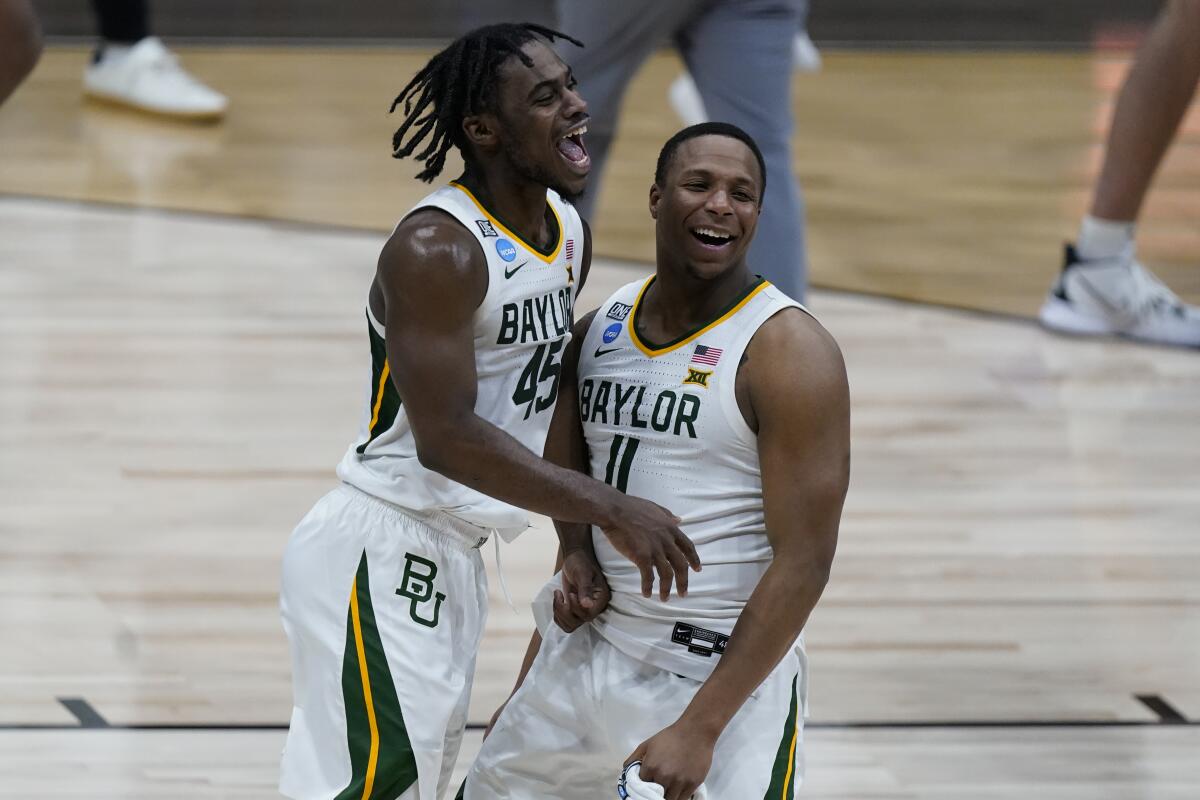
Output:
top-left (563, 85), bottom-right (588, 120)
top-left (703, 188), bottom-right (734, 215)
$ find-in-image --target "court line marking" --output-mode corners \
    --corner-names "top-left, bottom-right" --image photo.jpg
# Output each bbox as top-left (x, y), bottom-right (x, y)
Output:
top-left (1135, 694), bottom-right (1189, 724)
top-left (5, 720), bottom-right (1195, 732)
top-left (57, 698), bottom-right (109, 729)
top-left (4, 696), bottom-right (1188, 733)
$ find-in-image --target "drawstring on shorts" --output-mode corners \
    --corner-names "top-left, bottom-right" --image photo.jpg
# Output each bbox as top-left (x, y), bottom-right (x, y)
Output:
top-left (493, 534), bottom-right (518, 613)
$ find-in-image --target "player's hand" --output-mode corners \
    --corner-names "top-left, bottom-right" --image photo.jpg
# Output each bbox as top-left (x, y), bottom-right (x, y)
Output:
top-left (600, 495), bottom-right (701, 601)
top-left (554, 549), bottom-right (611, 632)
top-left (624, 723), bottom-right (715, 800)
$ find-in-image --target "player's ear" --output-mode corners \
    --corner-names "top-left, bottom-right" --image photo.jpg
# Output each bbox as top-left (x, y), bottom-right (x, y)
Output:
top-left (462, 113), bottom-right (499, 152)
top-left (649, 183), bottom-right (662, 220)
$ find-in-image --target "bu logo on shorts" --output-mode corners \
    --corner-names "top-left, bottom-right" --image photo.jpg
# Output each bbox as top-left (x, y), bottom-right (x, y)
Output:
top-left (396, 553), bottom-right (446, 628)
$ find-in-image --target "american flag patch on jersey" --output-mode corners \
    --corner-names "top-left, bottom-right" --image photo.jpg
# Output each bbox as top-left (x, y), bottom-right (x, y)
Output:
top-left (565, 239), bottom-right (575, 261)
top-left (691, 344), bottom-right (723, 366)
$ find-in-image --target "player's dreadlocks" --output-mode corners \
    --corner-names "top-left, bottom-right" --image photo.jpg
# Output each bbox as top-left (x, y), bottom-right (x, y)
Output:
top-left (389, 23), bottom-right (583, 183)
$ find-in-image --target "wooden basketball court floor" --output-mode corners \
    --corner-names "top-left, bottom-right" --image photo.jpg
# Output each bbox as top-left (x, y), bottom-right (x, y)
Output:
top-left (1, 45), bottom-right (1199, 799)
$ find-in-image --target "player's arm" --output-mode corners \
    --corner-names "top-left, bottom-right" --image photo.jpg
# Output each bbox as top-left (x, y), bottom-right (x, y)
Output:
top-left (545, 308), bottom-right (614, 626)
top-left (484, 306), bottom-right (612, 738)
top-left (378, 212), bottom-right (698, 598)
top-left (627, 309), bottom-right (850, 800)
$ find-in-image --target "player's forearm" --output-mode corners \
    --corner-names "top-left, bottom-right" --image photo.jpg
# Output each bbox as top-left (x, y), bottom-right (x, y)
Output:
top-left (415, 413), bottom-right (621, 527)
top-left (544, 386), bottom-right (596, 554)
top-left (676, 558), bottom-right (830, 740)
top-left (554, 519), bottom-right (594, 554)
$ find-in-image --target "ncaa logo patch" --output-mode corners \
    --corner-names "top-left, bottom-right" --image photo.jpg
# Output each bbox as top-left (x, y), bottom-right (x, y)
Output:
top-left (495, 239), bottom-right (517, 262)
top-left (602, 322), bottom-right (622, 344)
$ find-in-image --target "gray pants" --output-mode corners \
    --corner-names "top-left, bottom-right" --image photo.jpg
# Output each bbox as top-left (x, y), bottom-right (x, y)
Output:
top-left (556, 0), bottom-right (808, 300)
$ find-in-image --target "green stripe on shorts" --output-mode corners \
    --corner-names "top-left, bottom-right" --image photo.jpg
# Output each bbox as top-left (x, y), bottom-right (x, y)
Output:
top-left (763, 675), bottom-right (800, 800)
top-left (335, 551), bottom-right (419, 800)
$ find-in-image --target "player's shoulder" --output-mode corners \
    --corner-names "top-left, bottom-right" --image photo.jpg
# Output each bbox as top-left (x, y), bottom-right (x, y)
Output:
top-left (745, 305), bottom-right (845, 390)
top-left (753, 305), bottom-right (838, 356)
top-left (379, 206), bottom-right (485, 286)
top-left (385, 206), bottom-right (480, 262)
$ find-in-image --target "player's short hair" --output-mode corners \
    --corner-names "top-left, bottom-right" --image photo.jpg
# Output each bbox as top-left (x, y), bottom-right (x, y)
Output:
top-left (389, 23), bottom-right (583, 182)
top-left (654, 122), bottom-right (767, 201)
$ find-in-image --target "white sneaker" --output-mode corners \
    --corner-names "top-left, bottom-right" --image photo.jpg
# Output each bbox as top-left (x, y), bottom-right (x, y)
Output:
top-left (84, 37), bottom-right (227, 119)
top-left (792, 31), bottom-right (822, 73)
top-left (668, 73), bottom-right (707, 126)
top-left (1039, 243), bottom-right (1200, 347)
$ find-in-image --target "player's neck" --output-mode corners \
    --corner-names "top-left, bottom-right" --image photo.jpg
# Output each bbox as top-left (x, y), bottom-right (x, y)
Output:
top-left (455, 167), bottom-right (550, 248)
top-left (641, 263), bottom-right (757, 340)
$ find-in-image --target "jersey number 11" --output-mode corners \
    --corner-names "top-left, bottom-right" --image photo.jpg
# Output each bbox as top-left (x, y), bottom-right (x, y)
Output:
top-left (603, 434), bottom-right (641, 493)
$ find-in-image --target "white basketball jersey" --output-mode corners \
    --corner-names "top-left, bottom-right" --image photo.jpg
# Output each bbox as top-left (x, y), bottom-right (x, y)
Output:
top-left (580, 275), bottom-right (806, 684)
top-left (337, 182), bottom-right (583, 539)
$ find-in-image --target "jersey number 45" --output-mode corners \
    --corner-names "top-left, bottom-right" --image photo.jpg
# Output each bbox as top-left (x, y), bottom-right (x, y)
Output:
top-left (512, 339), bottom-right (564, 420)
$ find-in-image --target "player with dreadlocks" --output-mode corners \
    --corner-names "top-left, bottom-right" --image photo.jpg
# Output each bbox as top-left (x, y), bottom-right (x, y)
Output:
top-left (279, 23), bottom-right (700, 800)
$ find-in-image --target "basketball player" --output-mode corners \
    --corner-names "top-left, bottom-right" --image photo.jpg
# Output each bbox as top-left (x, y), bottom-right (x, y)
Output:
top-left (464, 123), bottom-right (850, 799)
top-left (279, 25), bottom-right (700, 800)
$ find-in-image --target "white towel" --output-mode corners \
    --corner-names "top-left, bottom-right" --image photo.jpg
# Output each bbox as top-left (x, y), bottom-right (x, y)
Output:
top-left (619, 762), bottom-right (707, 800)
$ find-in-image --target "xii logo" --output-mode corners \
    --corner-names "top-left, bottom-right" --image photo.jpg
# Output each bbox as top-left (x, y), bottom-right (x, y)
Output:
top-left (396, 553), bottom-right (446, 628)
top-left (683, 367), bottom-right (712, 388)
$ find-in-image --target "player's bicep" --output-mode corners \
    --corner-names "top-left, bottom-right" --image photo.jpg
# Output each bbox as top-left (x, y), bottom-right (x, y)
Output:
top-left (377, 218), bottom-right (487, 446)
top-left (753, 313), bottom-right (850, 570)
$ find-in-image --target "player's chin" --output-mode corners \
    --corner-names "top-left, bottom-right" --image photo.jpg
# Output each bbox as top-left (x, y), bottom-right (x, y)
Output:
top-left (546, 176), bottom-right (587, 205)
top-left (682, 243), bottom-right (743, 278)
top-left (684, 258), bottom-right (739, 282)
top-left (556, 164), bottom-right (589, 200)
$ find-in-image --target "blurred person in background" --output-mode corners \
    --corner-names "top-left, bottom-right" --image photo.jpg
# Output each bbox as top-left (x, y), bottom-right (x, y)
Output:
top-left (556, 0), bottom-right (810, 302)
top-left (83, 0), bottom-right (227, 118)
top-left (1040, 0), bottom-right (1200, 347)
top-left (0, 0), bottom-right (42, 106)
top-left (668, 0), bottom-right (820, 127)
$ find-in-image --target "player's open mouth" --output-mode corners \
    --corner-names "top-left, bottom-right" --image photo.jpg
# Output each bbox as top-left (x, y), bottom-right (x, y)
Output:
top-left (556, 124), bottom-right (591, 174)
top-left (690, 226), bottom-right (737, 249)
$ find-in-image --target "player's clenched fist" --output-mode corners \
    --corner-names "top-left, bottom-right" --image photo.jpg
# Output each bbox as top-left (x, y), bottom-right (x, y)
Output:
top-left (553, 548), bottom-right (611, 631)
top-left (622, 723), bottom-right (714, 800)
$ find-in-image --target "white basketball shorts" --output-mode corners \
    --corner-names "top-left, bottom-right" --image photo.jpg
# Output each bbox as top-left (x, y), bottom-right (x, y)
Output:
top-left (280, 484), bottom-right (490, 800)
top-left (463, 622), bottom-right (805, 799)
